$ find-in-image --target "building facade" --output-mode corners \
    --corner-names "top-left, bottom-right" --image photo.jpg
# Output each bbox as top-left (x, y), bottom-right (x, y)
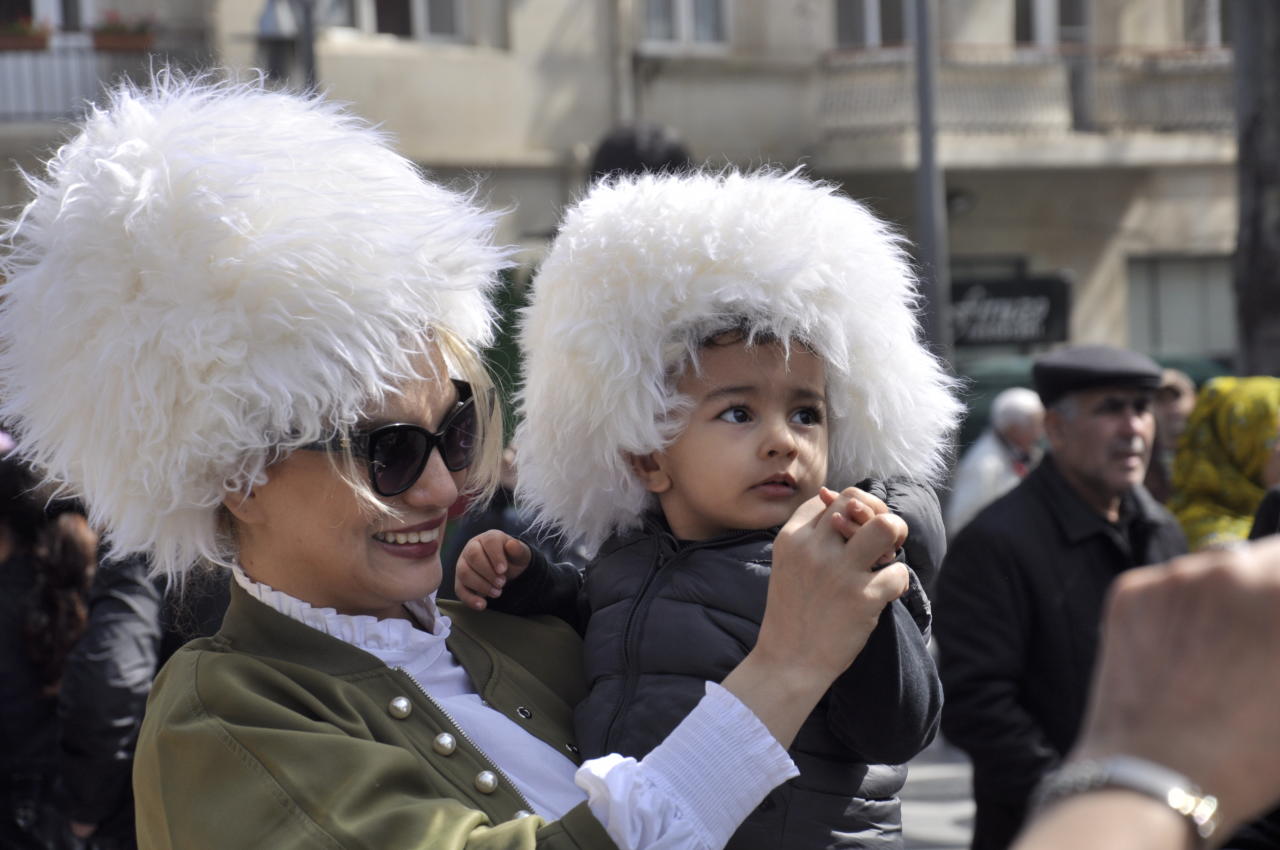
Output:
top-left (0, 0), bottom-right (1238, 367)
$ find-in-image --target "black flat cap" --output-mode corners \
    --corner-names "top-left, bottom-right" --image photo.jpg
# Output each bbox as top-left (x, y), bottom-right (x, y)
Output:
top-left (1032, 345), bottom-right (1162, 407)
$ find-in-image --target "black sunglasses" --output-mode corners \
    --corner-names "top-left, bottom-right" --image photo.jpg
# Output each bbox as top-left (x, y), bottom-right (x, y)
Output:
top-left (300, 380), bottom-right (479, 497)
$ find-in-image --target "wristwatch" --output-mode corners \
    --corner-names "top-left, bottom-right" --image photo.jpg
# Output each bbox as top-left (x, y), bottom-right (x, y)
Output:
top-left (1032, 755), bottom-right (1220, 846)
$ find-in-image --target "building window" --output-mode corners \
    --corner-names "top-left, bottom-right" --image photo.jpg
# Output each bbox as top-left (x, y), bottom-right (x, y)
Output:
top-left (12, 0), bottom-right (92, 34)
top-left (349, 0), bottom-right (461, 40)
top-left (1185, 0), bottom-right (1231, 48)
top-left (58, 0), bottom-right (79, 31)
top-left (644, 0), bottom-right (727, 45)
top-left (1128, 256), bottom-right (1236, 358)
top-left (835, 0), bottom-right (908, 48)
top-left (0, 0), bottom-right (33, 27)
top-left (1015, 0), bottom-right (1083, 47)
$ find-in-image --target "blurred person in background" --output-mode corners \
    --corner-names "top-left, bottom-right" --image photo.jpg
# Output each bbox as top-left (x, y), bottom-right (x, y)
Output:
top-left (55, 556), bottom-right (228, 850)
top-left (588, 122), bottom-right (690, 180)
top-left (0, 453), bottom-right (98, 849)
top-left (1144, 368), bottom-right (1196, 503)
top-left (1225, 475), bottom-right (1280, 850)
top-left (935, 344), bottom-right (1186, 850)
top-left (1168, 376), bottom-right (1280, 551)
top-left (945, 387), bottom-right (1044, 537)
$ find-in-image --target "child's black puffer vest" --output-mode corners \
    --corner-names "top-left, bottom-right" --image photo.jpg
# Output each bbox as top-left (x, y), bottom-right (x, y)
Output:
top-left (574, 481), bottom-right (942, 850)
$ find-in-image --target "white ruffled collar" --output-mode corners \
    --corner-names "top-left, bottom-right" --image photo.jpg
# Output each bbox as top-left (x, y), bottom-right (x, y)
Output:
top-left (231, 564), bottom-right (452, 667)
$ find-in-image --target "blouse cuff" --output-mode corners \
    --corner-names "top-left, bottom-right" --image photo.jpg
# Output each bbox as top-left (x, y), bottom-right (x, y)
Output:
top-left (642, 681), bottom-right (798, 846)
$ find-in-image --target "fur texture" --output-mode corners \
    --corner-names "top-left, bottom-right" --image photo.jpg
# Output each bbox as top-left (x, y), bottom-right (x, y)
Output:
top-left (515, 169), bottom-right (961, 552)
top-left (0, 75), bottom-right (504, 577)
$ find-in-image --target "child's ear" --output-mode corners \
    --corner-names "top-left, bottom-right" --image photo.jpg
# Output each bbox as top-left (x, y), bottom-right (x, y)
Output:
top-left (627, 452), bottom-right (673, 494)
top-left (222, 486), bottom-right (265, 525)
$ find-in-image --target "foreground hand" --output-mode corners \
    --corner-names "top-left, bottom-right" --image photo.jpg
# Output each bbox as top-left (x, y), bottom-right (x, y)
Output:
top-left (455, 530), bottom-right (532, 611)
top-left (818, 486), bottom-right (907, 565)
top-left (1073, 537), bottom-right (1280, 834)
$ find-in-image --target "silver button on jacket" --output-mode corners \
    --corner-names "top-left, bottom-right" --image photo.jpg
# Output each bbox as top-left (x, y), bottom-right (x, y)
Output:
top-left (432, 732), bottom-right (457, 756)
top-left (474, 771), bottom-right (499, 794)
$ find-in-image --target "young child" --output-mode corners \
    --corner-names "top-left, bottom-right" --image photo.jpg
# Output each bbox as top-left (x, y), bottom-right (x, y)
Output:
top-left (457, 170), bottom-right (961, 849)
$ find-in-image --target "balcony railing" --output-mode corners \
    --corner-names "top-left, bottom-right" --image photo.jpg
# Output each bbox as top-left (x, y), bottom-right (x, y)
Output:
top-left (820, 45), bottom-right (1234, 135)
top-left (0, 41), bottom-right (210, 122)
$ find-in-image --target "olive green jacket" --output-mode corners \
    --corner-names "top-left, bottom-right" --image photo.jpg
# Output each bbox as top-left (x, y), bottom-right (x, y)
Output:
top-left (134, 582), bottom-right (618, 849)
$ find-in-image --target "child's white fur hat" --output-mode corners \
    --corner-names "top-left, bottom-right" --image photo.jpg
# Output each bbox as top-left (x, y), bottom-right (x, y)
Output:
top-left (0, 74), bottom-right (503, 577)
top-left (515, 169), bottom-right (961, 552)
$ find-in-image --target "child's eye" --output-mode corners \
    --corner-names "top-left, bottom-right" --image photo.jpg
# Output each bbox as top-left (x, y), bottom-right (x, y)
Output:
top-left (791, 407), bottom-right (823, 426)
top-left (717, 406), bottom-right (752, 424)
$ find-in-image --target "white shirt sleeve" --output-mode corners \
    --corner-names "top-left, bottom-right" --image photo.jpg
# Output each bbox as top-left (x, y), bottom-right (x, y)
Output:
top-left (574, 681), bottom-right (798, 850)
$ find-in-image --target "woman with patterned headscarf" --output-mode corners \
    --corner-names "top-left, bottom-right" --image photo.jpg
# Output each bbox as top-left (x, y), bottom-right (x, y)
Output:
top-left (1170, 376), bottom-right (1280, 550)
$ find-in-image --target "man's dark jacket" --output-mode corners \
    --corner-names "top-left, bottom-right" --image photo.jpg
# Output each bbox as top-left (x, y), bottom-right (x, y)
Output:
top-left (496, 479), bottom-right (943, 849)
top-left (934, 455), bottom-right (1186, 850)
top-left (1219, 491), bottom-right (1280, 850)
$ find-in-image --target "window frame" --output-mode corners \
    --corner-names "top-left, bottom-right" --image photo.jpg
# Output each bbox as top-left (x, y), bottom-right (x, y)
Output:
top-left (834, 0), bottom-right (912, 56)
top-left (640, 0), bottom-right (731, 54)
top-left (348, 0), bottom-right (465, 42)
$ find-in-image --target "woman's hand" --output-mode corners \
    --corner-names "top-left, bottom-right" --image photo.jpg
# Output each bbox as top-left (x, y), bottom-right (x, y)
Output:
top-left (818, 485), bottom-right (908, 565)
top-left (722, 490), bottom-right (909, 748)
top-left (454, 530), bottom-right (532, 611)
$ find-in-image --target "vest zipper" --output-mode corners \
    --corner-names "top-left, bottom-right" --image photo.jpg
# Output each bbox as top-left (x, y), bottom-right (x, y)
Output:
top-left (393, 666), bottom-right (538, 815)
top-left (601, 529), bottom-right (763, 752)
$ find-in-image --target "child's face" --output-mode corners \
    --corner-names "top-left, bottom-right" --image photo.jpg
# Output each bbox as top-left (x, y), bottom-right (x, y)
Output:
top-left (640, 339), bottom-right (829, 540)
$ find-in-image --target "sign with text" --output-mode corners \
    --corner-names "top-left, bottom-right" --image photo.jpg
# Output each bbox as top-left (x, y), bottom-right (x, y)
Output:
top-left (951, 277), bottom-right (1070, 346)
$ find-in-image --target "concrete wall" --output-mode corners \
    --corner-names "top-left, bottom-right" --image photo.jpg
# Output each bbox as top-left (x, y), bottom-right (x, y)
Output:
top-left (1095, 0), bottom-right (1184, 48)
top-left (942, 0), bottom-right (1015, 46)
top-left (825, 161), bottom-right (1235, 352)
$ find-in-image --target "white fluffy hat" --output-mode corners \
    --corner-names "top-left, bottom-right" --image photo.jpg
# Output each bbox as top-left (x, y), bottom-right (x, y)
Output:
top-left (515, 169), bottom-right (961, 552)
top-left (0, 75), bottom-right (504, 577)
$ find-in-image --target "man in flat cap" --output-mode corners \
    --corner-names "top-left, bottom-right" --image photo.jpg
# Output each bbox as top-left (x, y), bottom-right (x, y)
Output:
top-left (934, 344), bottom-right (1187, 850)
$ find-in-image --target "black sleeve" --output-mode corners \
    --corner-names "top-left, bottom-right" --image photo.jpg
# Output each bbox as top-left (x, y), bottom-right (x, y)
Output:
top-left (1250, 488), bottom-right (1280, 540)
top-left (934, 527), bottom-right (1062, 801)
top-left (56, 554), bottom-right (163, 826)
top-left (483, 544), bottom-right (588, 633)
top-left (855, 477), bottom-right (947, 596)
top-left (1224, 805), bottom-right (1280, 850)
top-left (824, 567), bottom-right (942, 764)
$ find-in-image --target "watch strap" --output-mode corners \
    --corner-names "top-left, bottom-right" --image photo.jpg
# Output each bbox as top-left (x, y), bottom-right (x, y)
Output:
top-left (1032, 755), bottom-right (1220, 845)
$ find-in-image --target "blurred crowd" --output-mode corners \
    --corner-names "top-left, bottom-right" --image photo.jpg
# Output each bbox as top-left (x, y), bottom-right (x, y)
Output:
top-left (938, 347), bottom-right (1280, 850)
top-left (1, 450), bottom-right (227, 850)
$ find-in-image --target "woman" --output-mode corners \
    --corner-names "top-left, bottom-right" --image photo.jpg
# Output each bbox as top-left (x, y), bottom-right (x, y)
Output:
top-left (1169, 376), bottom-right (1280, 550)
top-left (0, 77), bottom-right (910, 849)
top-left (0, 454), bottom-right (97, 849)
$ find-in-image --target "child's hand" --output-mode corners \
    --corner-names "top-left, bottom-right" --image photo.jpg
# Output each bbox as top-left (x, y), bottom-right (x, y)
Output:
top-left (455, 530), bottom-right (532, 611)
top-left (818, 486), bottom-right (907, 566)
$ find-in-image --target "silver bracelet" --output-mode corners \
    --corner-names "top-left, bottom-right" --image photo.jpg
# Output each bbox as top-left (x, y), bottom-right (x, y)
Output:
top-left (1032, 755), bottom-right (1220, 846)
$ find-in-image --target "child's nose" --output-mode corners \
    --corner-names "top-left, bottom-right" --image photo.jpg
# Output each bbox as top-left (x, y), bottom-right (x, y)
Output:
top-left (761, 418), bottom-right (799, 458)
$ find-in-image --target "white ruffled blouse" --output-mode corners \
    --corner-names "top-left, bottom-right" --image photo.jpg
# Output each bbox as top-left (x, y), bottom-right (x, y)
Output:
top-left (232, 567), bottom-right (796, 850)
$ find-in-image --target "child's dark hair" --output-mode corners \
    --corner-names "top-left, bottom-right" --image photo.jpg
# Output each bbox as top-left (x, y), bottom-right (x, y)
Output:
top-left (0, 455), bottom-right (96, 694)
